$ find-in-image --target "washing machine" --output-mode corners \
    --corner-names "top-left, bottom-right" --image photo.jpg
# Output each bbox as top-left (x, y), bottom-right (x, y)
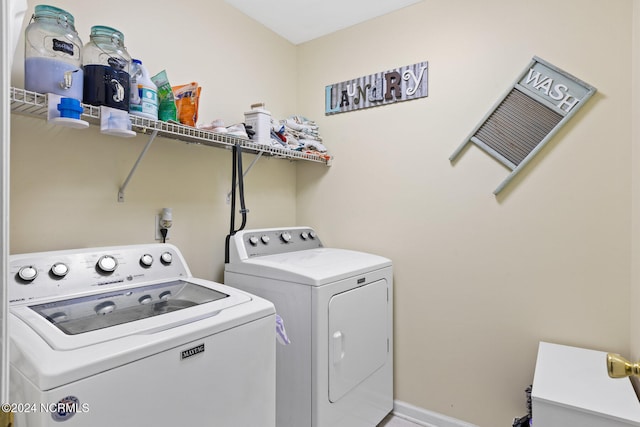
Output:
top-left (8, 243), bottom-right (276, 427)
top-left (224, 227), bottom-right (393, 427)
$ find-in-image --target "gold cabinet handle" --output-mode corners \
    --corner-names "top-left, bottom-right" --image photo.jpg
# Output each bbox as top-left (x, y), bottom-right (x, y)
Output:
top-left (607, 353), bottom-right (640, 378)
top-left (0, 412), bottom-right (12, 427)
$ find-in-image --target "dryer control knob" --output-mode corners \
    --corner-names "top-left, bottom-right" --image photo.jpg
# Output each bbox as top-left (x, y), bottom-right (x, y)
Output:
top-left (249, 236), bottom-right (259, 246)
top-left (160, 252), bottom-right (173, 265)
top-left (96, 255), bottom-right (118, 273)
top-left (140, 254), bottom-right (153, 267)
top-left (309, 231), bottom-right (317, 239)
top-left (50, 262), bottom-right (69, 278)
top-left (280, 232), bottom-right (292, 243)
top-left (261, 235), bottom-right (270, 244)
top-left (18, 266), bottom-right (38, 282)
top-left (300, 232), bottom-right (309, 240)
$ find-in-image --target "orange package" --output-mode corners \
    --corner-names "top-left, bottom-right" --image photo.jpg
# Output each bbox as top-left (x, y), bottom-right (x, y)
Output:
top-left (172, 82), bottom-right (201, 127)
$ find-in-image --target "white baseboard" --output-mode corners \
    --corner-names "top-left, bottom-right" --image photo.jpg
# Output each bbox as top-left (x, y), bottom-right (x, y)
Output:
top-left (392, 400), bottom-right (480, 427)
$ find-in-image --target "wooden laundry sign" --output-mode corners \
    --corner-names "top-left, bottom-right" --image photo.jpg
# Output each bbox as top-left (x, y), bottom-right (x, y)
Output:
top-left (325, 61), bottom-right (428, 115)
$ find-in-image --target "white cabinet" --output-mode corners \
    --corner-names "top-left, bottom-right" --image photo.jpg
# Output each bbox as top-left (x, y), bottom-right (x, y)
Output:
top-left (532, 342), bottom-right (640, 427)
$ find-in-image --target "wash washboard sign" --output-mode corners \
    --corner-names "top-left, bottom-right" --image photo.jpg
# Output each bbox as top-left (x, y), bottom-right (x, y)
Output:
top-left (450, 56), bottom-right (596, 195)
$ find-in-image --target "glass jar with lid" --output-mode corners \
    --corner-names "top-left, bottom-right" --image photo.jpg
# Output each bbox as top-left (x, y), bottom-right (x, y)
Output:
top-left (82, 25), bottom-right (131, 111)
top-left (24, 5), bottom-right (83, 100)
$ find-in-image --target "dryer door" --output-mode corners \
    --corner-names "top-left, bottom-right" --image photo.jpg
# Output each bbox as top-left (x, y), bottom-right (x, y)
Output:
top-left (328, 278), bottom-right (389, 403)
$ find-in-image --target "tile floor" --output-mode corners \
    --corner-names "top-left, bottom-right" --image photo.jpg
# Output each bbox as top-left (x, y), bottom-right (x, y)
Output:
top-left (377, 413), bottom-right (425, 427)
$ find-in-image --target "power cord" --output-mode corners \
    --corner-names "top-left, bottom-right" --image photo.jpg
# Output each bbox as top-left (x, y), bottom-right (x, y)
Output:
top-left (160, 227), bottom-right (168, 243)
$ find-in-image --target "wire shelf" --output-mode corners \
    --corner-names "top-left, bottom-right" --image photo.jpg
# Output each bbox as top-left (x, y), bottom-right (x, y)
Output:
top-left (9, 87), bottom-right (331, 165)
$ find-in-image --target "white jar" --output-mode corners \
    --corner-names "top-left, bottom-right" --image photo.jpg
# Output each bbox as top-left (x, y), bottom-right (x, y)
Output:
top-left (24, 4), bottom-right (83, 99)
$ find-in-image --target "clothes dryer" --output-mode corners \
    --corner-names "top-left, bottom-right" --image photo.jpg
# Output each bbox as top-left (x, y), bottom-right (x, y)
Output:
top-left (224, 227), bottom-right (393, 427)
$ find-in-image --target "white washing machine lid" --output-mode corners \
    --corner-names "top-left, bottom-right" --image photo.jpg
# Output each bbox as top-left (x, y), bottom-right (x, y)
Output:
top-left (10, 278), bottom-right (254, 351)
top-left (10, 278), bottom-right (276, 391)
top-left (225, 248), bottom-right (392, 286)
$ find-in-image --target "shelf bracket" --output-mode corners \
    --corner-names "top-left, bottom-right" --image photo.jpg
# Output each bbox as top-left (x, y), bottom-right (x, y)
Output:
top-left (226, 151), bottom-right (263, 204)
top-left (118, 129), bottom-right (158, 203)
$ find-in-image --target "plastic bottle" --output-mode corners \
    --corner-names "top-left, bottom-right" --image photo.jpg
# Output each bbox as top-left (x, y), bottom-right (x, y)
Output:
top-left (129, 59), bottom-right (158, 120)
top-left (24, 5), bottom-right (83, 100)
top-left (82, 25), bottom-right (131, 111)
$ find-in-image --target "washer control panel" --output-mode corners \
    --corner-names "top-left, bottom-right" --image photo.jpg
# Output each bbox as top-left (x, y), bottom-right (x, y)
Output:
top-left (236, 227), bottom-right (323, 258)
top-left (8, 244), bottom-right (190, 305)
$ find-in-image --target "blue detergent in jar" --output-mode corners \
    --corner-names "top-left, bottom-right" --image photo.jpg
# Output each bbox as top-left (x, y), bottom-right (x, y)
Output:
top-left (24, 5), bottom-right (83, 99)
top-left (82, 26), bottom-right (131, 111)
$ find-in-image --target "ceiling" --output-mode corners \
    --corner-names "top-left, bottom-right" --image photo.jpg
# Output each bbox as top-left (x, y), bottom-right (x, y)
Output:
top-left (224, 0), bottom-right (424, 45)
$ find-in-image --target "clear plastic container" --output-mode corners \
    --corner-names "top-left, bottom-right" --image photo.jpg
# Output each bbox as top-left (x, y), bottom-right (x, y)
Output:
top-left (82, 25), bottom-right (131, 111)
top-left (24, 5), bottom-right (83, 100)
top-left (129, 59), bottom-right (158, 120)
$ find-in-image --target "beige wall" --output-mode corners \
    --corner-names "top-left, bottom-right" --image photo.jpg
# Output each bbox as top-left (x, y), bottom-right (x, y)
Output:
top-left (10, 0), bottom-right (304, 281)
top-left (632, 0), bottom-right (640, 365)
top-left (296, 0), bottom-right (633, 425)
top-left (8, 0), bottom-right (639, 426)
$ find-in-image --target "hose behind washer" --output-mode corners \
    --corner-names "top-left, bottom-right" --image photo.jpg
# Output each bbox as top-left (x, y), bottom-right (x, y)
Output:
top-left (225, 143), bottom-right (248, 263)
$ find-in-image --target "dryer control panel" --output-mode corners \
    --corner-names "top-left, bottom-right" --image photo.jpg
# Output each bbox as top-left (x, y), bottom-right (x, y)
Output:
top-left (231, 227), bottom-right (323, 259)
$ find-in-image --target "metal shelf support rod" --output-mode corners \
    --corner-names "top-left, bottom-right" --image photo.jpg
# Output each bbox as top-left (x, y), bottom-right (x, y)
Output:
top-left (118, 129), bottom-right (159, 203)
top-left (226, 151), bottom-right (264, 203)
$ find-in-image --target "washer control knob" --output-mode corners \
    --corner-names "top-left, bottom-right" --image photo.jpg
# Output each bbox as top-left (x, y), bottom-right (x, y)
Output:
top-left (140, 254), bottom-right (154, 267)
top-left (138, 295), bottom-right (153, 305)
top-left (248, 236), bottom-right (259, 246)
top-left (159, 291), bottom-right (172, 301)
top-left (160, 252), bottom-right (173, 265)
top-left (49, 312), bottom-right (68, 323)
top-left (280, 232), bottom-right (292, 243)
top-left (309, 231), bottom-right (317, 239)
top-left (300, 231), bottom-right (309, 240)
top-left (96, 255), bottom-right (118, 273)
top-left (50, 262), bottom-right (69, 278)
top-left (95, 301), bottom-right (116, 315)
top-left (18, 266), bottom-right (38, 282)
top-left (261, 235), bottom-right (270, 244)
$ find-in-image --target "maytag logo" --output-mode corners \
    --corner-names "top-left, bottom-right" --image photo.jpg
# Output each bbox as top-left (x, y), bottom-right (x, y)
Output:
top-left (181, 344), bottom-right (205, 360)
